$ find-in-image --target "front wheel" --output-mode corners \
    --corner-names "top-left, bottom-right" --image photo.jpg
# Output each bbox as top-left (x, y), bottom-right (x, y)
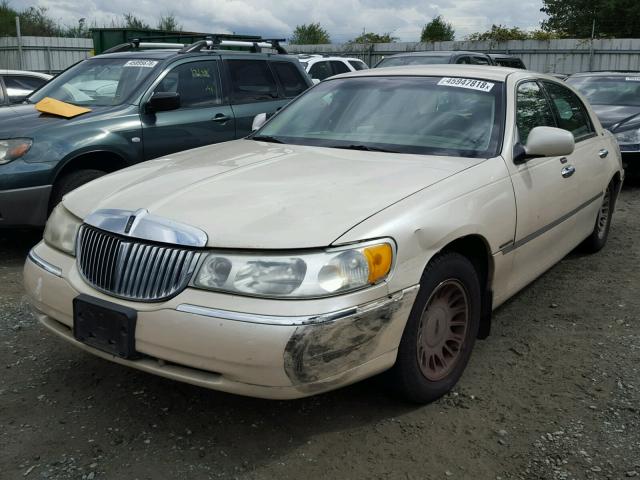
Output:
top-left (392, 252), bottom-right (481, 403)
top-left (49, 169), bottom-right (106, 212)
top-left (581, 181), bottom-right (614, 253)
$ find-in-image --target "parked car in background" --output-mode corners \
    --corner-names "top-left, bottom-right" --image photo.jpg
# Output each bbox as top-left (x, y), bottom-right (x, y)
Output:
top-left (25, 65), bottom-right (622, 403)
top-left (296, 54), bottom-right (368, 82)
top-left (0, 70), bottom-right (51, 105)
top-left (375, 51), bottom-right (494, 68)
top-left (0, 38), bottom-right (312, 228)
top-left (567, 71), bottom-right (640, 170)
top-left (487, 54), bottom-right (526, 69)
top-left (550, 73), bottom-right (569, 81)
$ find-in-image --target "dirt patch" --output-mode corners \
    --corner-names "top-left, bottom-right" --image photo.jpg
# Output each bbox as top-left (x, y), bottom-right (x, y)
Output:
top-left (1, 186), bottom-right (639, 480)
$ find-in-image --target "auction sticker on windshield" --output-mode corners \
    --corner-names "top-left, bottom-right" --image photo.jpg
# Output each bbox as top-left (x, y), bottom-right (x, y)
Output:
top-left (625, 77), bottom-right (640, 82)
top-left (437, 77), bottom-right (494, 92)
top-left (124, 60), bottom-right (158, 68)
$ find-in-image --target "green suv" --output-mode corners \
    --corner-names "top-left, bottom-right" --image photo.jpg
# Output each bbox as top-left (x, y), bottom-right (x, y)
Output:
top-left (0, 38), bottom-right (312, 227)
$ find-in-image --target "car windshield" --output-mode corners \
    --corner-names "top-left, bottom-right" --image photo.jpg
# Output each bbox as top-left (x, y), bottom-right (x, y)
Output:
top-left (29, 57), bottom-right (160, 106)
top-left (255, 76), bottom-right (504, 158)
top-left (567, 75), bottom-right (640, 106)
top-left (377, 56), bottom-right (450, 67)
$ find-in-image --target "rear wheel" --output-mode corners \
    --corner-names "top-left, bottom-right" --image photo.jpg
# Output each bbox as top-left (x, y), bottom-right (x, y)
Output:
top-left (392, 252), bottom-right (481, 403)
top-left (50, 169), bottom-right (106, 211)
top-left (581, 181), bottom-right (614, 253)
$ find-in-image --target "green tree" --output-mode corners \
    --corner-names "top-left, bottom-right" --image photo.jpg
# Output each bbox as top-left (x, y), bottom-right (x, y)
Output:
top-left (420, 15), bottom-right (455, 42)
top-left (289, 23), bottom-right (330, 44)
top-left (123, 13), bottom-right (150, 30)
top-left (466, 24), bottom-right (529, 41)
top-left (157, 13), bottom-right (182, 31)
top-left (541, 0), bottom-right (640, 37)
top-left (350, 31), bottom-right (397, 43)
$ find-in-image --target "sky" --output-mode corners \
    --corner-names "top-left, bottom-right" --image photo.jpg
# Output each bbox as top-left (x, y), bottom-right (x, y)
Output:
top-left (12, 0), bottom-right (547, 41)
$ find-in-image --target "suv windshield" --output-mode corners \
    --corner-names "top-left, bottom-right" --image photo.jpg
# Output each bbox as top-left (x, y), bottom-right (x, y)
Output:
top-left (567, 75), bottom-right (640, 106)
top-left (377, 56), bottom-right (451, 67)
top-left (255, 76), bottom-right (504, 158)
top-left (29, 57), bottom-right (160, 106)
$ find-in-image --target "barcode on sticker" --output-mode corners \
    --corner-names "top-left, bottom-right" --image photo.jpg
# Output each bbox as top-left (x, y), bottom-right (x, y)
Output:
top-left (437, 77), bottom-right (494, 92)
top-left (124, 60), bottom-right (158, 68)
top-left (625, 76), bottom-right (640, 82)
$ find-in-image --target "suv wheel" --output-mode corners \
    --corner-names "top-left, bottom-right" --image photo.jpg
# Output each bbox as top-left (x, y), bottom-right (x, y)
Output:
top-left (50, 169), bottom-right (106, 211)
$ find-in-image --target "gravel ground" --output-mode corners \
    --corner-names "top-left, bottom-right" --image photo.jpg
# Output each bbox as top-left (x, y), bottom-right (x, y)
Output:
top-left (1, 184), bottom-right (639, 480)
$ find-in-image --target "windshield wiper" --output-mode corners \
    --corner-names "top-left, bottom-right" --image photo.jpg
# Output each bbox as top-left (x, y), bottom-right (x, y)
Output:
top-left (329, 144), bottom-right (398, 153)
top-left (251, 135), bottom-right (284, 144)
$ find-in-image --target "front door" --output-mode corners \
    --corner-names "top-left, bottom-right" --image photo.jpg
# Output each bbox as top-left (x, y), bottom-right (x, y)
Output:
top-left (504, 80), bottom-right (581, 295)
top-left (141, 59), bottom-right (236, 160)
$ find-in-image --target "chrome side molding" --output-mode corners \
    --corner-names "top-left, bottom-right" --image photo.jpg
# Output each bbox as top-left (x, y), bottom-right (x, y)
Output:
top-left (28, 249), bottom-right (62, 277)
top-left (84, 208), bottom-right (208, 247)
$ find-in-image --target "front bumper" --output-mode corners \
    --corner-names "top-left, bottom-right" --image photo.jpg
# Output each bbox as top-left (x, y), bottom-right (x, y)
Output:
top-left (24, 242), bottom-right (419, 399)
top-left (0, 184), bottom-right (51, 227)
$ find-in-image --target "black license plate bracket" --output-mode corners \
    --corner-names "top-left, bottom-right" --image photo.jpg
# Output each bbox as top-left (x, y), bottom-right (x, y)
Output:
top-left (73, 294), bottom-right (139, 359)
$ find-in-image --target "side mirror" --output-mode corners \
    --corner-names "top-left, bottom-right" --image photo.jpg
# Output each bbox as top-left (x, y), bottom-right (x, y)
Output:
top-left (252, 112), bottom-right (268, 131)
top-left (515, 126), bottom-right (575, 164)
top-left (312, 78), bottom-right (321, 85)
top-left (145, 92), bottom-right (180, 113)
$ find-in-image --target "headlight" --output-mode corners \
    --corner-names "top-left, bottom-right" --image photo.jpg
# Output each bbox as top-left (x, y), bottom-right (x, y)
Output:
top-left (614, 127), bottom-right (640, 150)
top-left (43, 204), bottom-right (82, 256)
top-left (193, 240), bottom-right (394, 298)
top-left (0, 138), bottom-right (32, 165)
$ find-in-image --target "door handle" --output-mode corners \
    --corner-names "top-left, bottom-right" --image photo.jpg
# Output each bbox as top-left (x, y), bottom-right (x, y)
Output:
top-left (212, 114), bottom-right (230, 123)
top-left (561, 165), bottom-right (576, 178)
top-left (598, 148), bottom-right (609, 158)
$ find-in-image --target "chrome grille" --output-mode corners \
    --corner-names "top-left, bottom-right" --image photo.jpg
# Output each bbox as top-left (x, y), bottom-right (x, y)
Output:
top-left (77, 225), bottom-right (201, 302)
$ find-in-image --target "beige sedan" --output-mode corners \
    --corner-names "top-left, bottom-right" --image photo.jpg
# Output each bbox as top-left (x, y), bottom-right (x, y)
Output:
top-left (24, 66), bottom-right (623, 402)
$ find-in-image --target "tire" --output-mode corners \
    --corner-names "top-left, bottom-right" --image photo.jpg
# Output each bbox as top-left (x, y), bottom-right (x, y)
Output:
top-left (392, 252), bottom-right (481, 404)
top-left (50, 169), bottom-right (106, 211)
top-left (581, 181), bottom-right (614, 254)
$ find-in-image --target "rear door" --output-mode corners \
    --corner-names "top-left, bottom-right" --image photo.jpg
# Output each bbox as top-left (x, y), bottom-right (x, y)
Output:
top-left (224, 58), bottom-right (289, 137)
top-left (140, 58), bottom-right (235, 160)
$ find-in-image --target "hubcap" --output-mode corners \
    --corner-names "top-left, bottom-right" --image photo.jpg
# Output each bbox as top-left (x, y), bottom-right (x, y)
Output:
top-left (417, 279), bottom-right (469, 381)
top-left (596, 188), bottom-right (611, 239)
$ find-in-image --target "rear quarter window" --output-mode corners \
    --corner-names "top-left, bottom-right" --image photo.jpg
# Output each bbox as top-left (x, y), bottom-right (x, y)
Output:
top-left (226, 59), bottom-right (279, 103)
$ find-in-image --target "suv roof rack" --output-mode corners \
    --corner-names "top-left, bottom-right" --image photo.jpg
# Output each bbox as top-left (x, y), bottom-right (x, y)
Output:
top-left (103, 38), bottom-right (186, 54)
top-left (179, 35), bottom-right (288, 54)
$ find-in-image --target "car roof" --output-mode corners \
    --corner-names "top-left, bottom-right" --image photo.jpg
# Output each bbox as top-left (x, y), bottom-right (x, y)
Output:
top-left (487, 54), bottom-right (520, 59)
top-left (297, 55), bottom-right (364, 62)
top-left (569, 71), bottom-right (640, 77)
top-left (0, 69), bottom-right (52, 78)
top-left (385, 51), bottom-right (489, 58)
top-left (331, 64), bottom-right (523, 82)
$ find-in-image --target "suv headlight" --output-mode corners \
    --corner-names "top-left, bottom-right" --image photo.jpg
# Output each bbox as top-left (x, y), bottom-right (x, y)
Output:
top-left (193, 240), bottom-right (394, 298)
top-left (0, 138), bottom-right (32, 165)
top-left (43, 204), bottom-right (82, 256)
top-left (614, 127), bottom-right (640, 150)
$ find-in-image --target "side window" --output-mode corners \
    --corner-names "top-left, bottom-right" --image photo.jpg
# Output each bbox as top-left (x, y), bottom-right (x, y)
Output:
top-left (455, 56), bottom-right (471, 64)
top-left (308, 61), bottom-right (332, 80)
top-left (271, 62), bottom-right (307, 98)
top-left (331, 61), bottom-right (350, 75)
top-left (542, 81), bottom-right (595, 141)
top-left (472, 56), bottom-right (491, 65)
top-left (155, 60), bottom-right (222, 108)
top-left (516, 81), bottom-right (557, 144)
top-left (348, 60), bottom-right (367, 71)
top-left (226, 60), bottom-right (278, 103)
top-left (5, 75), bottom-right (47, 101)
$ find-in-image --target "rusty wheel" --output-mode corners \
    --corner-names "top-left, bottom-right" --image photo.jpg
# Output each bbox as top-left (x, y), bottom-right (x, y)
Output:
top-left (416, 280), bottom-right (469, 381)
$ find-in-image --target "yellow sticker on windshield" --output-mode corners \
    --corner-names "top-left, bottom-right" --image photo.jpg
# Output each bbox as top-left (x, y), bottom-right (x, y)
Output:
top-left (35, 97), bottom-right (91, 118)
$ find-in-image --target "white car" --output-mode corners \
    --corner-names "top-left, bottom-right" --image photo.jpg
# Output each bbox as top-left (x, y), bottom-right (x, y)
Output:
top-left (297, 54), bottom-right (368, 83)
top-left (25, 66), bottom-right (623, 402)
top-left (1, 69), bottom-right (52, 105)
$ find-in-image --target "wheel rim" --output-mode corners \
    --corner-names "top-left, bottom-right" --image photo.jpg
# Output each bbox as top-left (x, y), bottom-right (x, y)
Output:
top-left (596, 187), bottom-right (611, 240)
top-left (416, 279), bottom-right (469, 381)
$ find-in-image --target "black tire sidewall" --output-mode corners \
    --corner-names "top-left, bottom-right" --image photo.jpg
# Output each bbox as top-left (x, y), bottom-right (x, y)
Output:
top-left (582, 182), bottom-right (614, 253)
top-left (394, 252), bottom-right (482, 403)
top-left (50, 169), bottom-right (106, 211)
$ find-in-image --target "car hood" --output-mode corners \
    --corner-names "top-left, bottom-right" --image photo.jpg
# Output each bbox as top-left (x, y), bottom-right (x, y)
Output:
top-left (591, 104), bottom-right (640, 130)
top-left (0, 103), bottom-right (120, 136)
top-left (64, 139), bottom-right (484, 249)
